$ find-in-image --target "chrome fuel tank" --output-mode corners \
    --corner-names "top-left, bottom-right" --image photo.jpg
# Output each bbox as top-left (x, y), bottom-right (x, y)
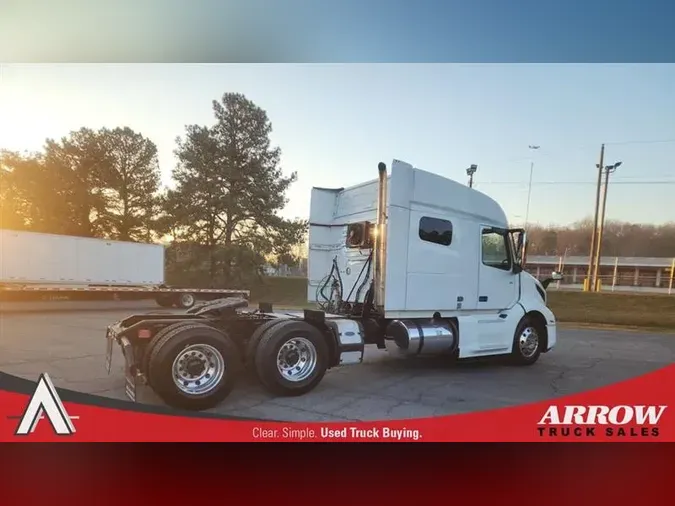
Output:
top-left (384, 319), bottom-right (458, 356)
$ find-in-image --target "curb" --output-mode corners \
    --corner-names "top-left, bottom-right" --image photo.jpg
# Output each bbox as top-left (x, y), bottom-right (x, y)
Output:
top-left (558, 322), bottom-right (675, 334)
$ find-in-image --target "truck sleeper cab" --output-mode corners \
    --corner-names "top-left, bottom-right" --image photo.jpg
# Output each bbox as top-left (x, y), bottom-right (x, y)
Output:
top-left (308, 159), bottom-right (559, 360)
top-left (105, 159), bottom-right (560, 411)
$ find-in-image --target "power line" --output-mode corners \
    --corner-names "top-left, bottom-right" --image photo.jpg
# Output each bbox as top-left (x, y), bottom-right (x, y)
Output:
top-left (604, 138), bottom-right (675, 147)
top-left (611, 174), bottom-right (675, 180)
top-left (482, 139), bottom-right (675, 172)
top-left (476, 180), bottom-right (675, 186)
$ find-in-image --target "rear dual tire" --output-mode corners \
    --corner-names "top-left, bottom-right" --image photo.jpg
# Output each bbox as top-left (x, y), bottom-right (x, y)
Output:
top-left (143, 318), bottom-right (329, 410)
top-left (146, 323), bottom-right (241, 411)
top-left (251, 320), bottom-right (330, 397)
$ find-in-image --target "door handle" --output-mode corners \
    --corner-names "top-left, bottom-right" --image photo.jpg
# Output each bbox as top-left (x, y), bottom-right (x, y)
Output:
top-left (479, 296), bottom-right (488, 302)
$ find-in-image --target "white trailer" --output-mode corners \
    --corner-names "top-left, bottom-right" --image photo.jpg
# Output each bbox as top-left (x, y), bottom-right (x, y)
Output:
top-left (105, 159), bottom-right (562, 410)
top-left (0, 230), bottom-right (247, 309)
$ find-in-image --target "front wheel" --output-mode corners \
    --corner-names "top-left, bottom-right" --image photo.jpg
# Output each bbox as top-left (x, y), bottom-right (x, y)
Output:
top-left (254, 320), bottom-right (329, 397)
top-left (511, 317), bottom-right (543, 366)
top-left (147, 323), bottom-right (241, 410)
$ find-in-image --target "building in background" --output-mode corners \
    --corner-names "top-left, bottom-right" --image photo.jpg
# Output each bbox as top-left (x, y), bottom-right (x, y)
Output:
top-left (527, 255), bottom-right (674, 294)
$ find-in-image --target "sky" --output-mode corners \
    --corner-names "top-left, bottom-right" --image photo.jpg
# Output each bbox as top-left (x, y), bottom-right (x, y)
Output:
top-left (1, 63), bottom-right (675, 227)
top-left (3, 0), bottom-right (675, 63)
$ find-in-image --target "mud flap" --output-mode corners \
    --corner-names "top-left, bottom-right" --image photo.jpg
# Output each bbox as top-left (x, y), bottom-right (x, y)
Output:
top-left (120, 337), bottom-right (137, 402)
top-left (105, 328), bottom-right (114, 374)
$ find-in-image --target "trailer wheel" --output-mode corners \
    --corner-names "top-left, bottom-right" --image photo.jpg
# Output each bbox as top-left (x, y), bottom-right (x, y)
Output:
top-left (177, 292), bottom-right (196, 309)
top-left (510, 317), bottom-right (543, 366)
top-left (254, 320), bottom-right (329, 396)
top-left (147, 323), bottom-right (241, 410)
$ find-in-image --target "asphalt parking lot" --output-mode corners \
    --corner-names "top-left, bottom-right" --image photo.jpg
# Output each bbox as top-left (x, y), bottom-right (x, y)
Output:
top-left (1, 300), bottom-right (674, 421)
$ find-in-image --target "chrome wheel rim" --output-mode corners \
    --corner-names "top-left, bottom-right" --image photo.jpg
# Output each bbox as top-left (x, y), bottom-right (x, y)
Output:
top-left (519, 326), bottom-right (539, 358)
top-left (172, 344), bottom-right (225, 395)
top-left (180, 294), bottom-right (195, 307)
top-left (276, 337), bottom-right (318, 382)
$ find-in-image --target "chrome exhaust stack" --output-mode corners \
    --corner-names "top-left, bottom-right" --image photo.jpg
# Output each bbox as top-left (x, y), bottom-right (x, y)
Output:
top-left (374, 162), bottom-right (388, 310)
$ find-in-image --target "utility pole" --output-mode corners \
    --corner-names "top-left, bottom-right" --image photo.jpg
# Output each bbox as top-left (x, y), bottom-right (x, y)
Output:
top-left (524, 161), bottom-right (534, 225)
top-left (591, 161), bottom-right (622, 291)
top-left (524, 145), bottom-right (540, 227)
top-left (587, 144), bottom-right (605, 292)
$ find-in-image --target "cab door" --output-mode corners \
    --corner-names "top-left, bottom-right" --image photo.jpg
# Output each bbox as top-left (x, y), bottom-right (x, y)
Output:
top-left (477, 226), bottom-right (519, 311)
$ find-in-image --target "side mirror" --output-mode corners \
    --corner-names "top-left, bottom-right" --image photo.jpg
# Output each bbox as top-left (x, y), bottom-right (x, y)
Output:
top-left (511, 229), bottom-right (527, 267)
top-left (507, 228), bottom-right (527, 272)
top-left (541, 271), bottom-right (564, 289)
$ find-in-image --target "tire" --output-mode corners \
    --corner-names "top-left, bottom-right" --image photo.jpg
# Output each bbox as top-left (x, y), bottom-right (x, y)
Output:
top-left (511, 317), bottom-right (543, 366)
top-left (156, 295), bottom-right (174, 308)
top-left (142, 321), bottom-right (205, 387)
top-left (254, 320), bottom-right (329, 396)
top-left (244, 318), bottom-right (289, 367)
top-left (176, 292), bottom-right (197, 309)
top-left (147, 323), bottom-right (241, 410)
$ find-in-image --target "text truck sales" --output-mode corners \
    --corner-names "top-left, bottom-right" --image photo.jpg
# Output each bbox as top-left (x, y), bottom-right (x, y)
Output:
top-left (537, 405), bottom-right (667, 438)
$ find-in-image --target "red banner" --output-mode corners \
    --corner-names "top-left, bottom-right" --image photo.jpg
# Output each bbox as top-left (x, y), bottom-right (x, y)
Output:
top-left (0, 363), bottom-right (673, 442)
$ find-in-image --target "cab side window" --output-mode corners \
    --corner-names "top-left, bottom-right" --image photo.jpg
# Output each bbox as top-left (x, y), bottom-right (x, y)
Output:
top-left (482, 229), bottom-right (511, 270)
top-left (419, 217), bottom-right (453, 246)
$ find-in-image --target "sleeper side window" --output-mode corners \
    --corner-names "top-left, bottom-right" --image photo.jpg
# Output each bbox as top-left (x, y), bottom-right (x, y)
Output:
top-left (419, 217), bottom-right (453, 246)
top-left (482, 229), bottom-right (511, 270)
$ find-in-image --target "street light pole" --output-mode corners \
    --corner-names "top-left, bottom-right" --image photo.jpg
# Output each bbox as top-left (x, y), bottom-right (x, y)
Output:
top-left (587, 143), bottom-right (605, 292)
top-left (524, 145), bottom-right (540, 227)
top-left (466, 164), bottom-right (478, 188)
top-left (591, 161), bottom-right (622, 291)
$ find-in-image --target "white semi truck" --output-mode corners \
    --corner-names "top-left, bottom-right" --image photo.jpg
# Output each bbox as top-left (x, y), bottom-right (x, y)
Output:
top-left (105, 159), bottom-right (562, 410)
top-left (0, 230), bottom-right (248, 309)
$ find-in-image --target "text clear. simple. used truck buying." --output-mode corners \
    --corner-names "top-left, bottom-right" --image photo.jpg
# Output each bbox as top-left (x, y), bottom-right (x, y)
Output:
top-left (0, 230), bottom-right (248, 309)
top-left (105, 160), bottom-right (562, 410)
